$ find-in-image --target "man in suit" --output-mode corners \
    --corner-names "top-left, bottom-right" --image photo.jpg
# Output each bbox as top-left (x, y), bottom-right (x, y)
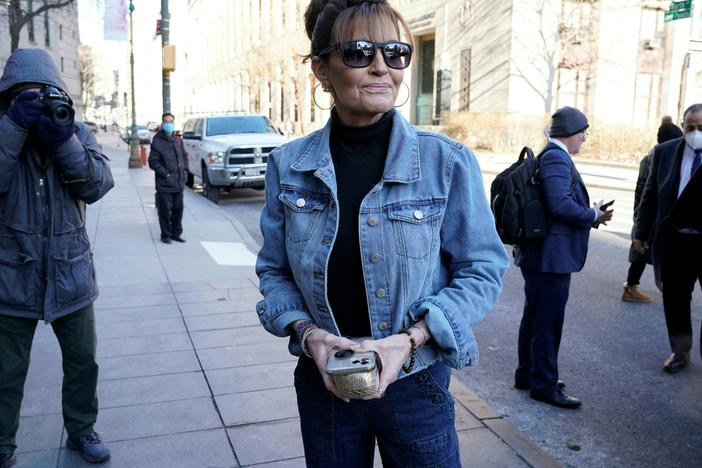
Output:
top-left (514, 107), bottom-right (613, 409)
top-left (634, 103), bottom-right (702, 373)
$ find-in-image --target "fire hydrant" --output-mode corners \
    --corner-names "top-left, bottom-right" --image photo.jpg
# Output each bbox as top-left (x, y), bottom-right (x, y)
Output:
top-left (140, 145), bottom-right (147, 166)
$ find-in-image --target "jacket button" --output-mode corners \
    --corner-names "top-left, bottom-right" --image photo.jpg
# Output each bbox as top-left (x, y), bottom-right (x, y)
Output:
top-left (413, 209), bottom-right (423, 220)
top-left (330, 201), bottom-right (336, 209)
top-left (368, 216), bottom-right (379, 226)
top-left (378, 321), bottom-right (389, 331)
top-left (322, 237), bottom-right (333, 244)
top-left (296, 198), bottom-right (306, 208)
top-left (375, 288), bottom-right (386, 298)
top-left (370, 253), bottom-right (381, 263)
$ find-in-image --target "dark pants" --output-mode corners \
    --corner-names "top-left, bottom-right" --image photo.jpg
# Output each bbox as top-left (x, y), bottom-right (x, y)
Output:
top-left (156, 191), bottom-right (184, 239)
top-left (294, 357), bottom-right (460, 468)
top-left (516, 268), bottom-right (571, 395)
top-left (661, 232), bottom-right (702, 354)
top-left (0, 305), bottom-right (98, 454)
top-left (626, 258), bottom-right (647, 286)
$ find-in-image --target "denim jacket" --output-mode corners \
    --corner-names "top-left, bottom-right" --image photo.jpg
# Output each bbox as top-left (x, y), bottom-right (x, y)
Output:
top-left (256, 110), bottom-right (508, 372)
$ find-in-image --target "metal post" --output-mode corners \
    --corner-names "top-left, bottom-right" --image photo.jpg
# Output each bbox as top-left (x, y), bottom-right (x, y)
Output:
top-left (128, 0), bottom-right (142, 168)
top-left (161, 0), bottom-right (170, 113)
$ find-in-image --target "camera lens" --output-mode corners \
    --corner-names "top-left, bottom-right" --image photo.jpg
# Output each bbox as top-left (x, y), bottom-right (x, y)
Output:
top-left (334, 349), bottom-right (354, 358)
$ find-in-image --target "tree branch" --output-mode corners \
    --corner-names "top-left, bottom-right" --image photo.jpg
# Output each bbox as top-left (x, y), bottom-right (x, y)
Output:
top-left (29, 0), bottom-right (74, 19)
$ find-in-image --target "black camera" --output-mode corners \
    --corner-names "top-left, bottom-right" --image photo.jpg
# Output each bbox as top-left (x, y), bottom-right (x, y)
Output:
top-left (38, 85), bottom-right (74, 127)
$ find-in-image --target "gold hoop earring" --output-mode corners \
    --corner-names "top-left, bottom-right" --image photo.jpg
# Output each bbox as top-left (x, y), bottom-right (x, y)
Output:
top-left (313, 83), bottom-right (334, 111)
top-left (394, 82), bottom-right (410, 108)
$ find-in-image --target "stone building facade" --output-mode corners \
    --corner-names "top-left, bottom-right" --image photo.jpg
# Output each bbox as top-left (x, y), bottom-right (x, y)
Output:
top-left (0, 0), bottom-right (82, 114)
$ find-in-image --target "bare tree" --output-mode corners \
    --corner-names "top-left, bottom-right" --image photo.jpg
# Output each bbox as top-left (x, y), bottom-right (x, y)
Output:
top-left (510, 0), bottom-right (598, 115)
top-left (78, 44), bottom-right (94, 117)
top-left (1, 0), bottom-right (75, 51)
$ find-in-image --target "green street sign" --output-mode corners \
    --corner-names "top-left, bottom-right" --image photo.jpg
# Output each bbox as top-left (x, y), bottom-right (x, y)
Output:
top-left (665, 0), bottom-right (692, 22)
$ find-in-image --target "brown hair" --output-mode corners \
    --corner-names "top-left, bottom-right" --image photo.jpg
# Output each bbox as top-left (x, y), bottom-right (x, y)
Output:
top-left (303, 0), bottom-right (413, 62)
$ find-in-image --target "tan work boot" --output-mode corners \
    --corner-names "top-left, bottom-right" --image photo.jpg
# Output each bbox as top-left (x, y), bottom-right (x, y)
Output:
top-left (622, 283), bottom-right (652, 303)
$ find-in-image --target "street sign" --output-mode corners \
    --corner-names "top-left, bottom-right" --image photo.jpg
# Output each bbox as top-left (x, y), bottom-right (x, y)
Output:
top-left (664, 0), bottom-right (692, 22)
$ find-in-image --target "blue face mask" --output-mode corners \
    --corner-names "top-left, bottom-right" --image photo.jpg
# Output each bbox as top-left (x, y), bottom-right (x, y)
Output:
top-left (162, 122), bottom-right (174, 134)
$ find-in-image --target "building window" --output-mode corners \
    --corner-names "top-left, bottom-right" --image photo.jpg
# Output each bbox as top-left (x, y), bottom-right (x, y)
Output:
top-left (556, 67), bottom-right (589, 112)
top-left (28, 0), bottom-right (35, 42)
top-left (44, 1), bottom-right (51, 47)
top-left (460, 48), bottom-right (471, 111)
top-left (59, 24), bottom-right (63, 40)
top-left (633, 72), bottom-right (661, 126)
top-left (60, 57), bottom-right (64, 72)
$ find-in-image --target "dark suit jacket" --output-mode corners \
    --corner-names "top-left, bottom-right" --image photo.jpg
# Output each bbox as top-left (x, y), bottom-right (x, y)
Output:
top-left (515, 142), bottom-right (594, 273)
top-left (635, 137), bottom-right (688, 289)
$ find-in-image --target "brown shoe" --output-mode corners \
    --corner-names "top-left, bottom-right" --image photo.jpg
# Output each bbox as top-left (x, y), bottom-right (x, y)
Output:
top-left (622, 284), bottom-right (651, 303)
top-left (663, 352), bottom-right (690, 373)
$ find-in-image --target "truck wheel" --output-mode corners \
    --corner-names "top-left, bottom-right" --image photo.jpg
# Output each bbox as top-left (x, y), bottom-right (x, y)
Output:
top-left (202, 169), bottom-right (220, 204)
top-left (185, 171), bottom-right (194, 188)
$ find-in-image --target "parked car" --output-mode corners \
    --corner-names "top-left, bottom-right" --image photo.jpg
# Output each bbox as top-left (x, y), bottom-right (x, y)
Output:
top-left (83, 121), bottom-right (99, 133)
top-left (181, 114), bottom-right (285, 203)
top-left (120, 124), bottom-right (152, 144)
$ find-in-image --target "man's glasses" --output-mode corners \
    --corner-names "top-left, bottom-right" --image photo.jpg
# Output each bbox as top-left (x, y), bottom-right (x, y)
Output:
top-left (319, 40), bottom-right (413, 70)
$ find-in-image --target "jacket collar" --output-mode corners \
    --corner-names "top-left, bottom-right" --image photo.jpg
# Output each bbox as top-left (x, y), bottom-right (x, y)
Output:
top-left (290, 109), bottom-right (421, 184)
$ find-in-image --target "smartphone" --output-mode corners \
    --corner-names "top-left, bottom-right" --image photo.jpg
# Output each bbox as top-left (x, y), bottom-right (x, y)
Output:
top-left (601, 200), bottom-right (615, 210)
top-left (326, 349), bottom-right (377, 375)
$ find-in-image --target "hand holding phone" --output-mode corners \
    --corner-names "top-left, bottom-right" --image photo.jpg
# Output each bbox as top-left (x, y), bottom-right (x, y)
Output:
top-left (601, 199), bottom-right (615, 210)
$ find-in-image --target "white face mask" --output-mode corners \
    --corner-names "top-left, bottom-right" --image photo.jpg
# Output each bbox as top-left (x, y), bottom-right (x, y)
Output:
top-left (684, 130), bottom-right (702, 150)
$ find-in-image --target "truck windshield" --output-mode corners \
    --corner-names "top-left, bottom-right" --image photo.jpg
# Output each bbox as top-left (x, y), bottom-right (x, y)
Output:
top-left (206, 116), bottom-right (277, 136)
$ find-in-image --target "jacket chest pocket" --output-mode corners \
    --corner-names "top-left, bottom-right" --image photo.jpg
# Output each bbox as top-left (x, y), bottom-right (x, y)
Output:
top-left (279, 189), bottom-right (328, 243)
top-left (387, 200), bottom-right (445, 259)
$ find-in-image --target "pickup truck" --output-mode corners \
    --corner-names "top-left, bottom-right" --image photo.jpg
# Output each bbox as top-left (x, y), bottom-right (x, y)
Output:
top-left (181, 114), bottom-right (286, 203)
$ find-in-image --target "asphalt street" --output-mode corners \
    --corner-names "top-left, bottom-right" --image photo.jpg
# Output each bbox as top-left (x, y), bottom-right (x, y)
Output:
top-left (190, 162), bottom-right (701, 468)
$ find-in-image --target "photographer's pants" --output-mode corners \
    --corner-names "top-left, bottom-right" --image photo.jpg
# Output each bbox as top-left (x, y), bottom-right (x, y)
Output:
top-left (294, 356), bottom-right (461, 468)
top-left (156, 191), bottom-right (184, 239)
top-left (0, 304), bottom-right (98, 454)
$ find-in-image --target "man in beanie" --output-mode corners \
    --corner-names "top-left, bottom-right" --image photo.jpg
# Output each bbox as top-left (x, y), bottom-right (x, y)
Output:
top-left (622, 118), bottom-right (683, 303)
top-left (0, 49), bottom-right (113, 467)
top-left (635, 103), bottom-right (702, 373)
top-left (513, 106), bottom-right (613, 409)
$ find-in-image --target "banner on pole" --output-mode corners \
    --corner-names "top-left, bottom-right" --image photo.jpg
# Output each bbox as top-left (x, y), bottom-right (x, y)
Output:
top-left (104, 0), bottom-right (128, 41)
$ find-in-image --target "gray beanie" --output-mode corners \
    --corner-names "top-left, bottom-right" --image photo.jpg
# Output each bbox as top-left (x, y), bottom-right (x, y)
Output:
top-left (549, 106), bottom-right (589, 137)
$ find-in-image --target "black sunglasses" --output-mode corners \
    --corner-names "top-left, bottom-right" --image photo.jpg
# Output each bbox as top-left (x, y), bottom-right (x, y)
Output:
top-left (319, 40), bottom-right (413, 70)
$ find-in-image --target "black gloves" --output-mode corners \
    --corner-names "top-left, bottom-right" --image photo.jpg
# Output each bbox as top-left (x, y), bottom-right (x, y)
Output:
top-left (7, 90), bottom-right (74, 147)
top-left (7, 91), bottom-right (43, 129)
top-left (36, 113), bottom-right (74, 147)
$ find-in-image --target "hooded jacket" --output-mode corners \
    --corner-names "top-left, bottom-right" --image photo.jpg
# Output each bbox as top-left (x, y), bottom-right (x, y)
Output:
top-left (0, 48), bottom-right (114, 322)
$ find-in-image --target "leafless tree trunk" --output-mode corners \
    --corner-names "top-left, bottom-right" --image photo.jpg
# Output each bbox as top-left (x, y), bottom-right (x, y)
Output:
top-left (1, 0), bottom-right (75, 51)
top-left (510, 0), bottom-right (598, 115)
top-left (79, 44), bottom-right (95, 117)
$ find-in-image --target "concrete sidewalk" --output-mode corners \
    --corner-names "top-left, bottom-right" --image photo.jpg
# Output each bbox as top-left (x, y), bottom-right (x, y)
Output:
top-left (13, 133), bottom-right (560, 467)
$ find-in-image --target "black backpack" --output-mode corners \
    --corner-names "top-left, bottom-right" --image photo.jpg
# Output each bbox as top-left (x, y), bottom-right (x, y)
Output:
top-left (490, 147), bottom-right (547, 245)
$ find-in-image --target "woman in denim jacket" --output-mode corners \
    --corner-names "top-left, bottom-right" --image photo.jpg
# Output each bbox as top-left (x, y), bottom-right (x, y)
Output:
top-left (255, 1), bottom-right (509, 466)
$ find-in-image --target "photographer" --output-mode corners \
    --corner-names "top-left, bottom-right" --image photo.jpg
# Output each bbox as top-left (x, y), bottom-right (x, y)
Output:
top-left (0, 49), bottom-right (114, 467)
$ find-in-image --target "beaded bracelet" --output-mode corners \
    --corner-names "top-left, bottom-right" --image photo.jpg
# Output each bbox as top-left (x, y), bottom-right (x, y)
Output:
top-left (301, 327), bottom-right (324, 358)
top-left (294, 320), bottom-right (316, 341)
top-left (402, 329), bottom-right (417, 373)
top-left (408, 325), bottom-right (428, 347)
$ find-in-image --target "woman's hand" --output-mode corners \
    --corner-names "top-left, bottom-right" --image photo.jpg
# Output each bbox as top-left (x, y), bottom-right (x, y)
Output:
top-left (305, 329), bottom-right (360, 402)
top-left (356, 333), bottom-right (413, 399)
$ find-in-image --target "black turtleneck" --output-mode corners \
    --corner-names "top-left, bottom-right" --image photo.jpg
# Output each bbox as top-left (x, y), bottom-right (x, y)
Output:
top-left (328, 109), bottom-right (392, 338)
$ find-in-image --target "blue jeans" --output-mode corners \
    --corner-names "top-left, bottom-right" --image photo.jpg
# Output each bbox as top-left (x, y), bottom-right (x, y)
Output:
top-left (294, 356), bottom-right (460, 467)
